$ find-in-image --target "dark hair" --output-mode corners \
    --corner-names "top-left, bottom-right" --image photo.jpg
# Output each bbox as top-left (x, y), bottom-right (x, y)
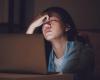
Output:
top-left (35, 7), bottom-right (84, 41)
top-left (35, 7), bottom-right (91, 59)
top-left (41, 7), bottom-right (78, 62)
top-left (42, 7), bottom-right (78, 41)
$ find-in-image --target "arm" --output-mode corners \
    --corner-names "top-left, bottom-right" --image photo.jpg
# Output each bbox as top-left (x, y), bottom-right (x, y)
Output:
top-left (26, 15), bottom-right (49, 34)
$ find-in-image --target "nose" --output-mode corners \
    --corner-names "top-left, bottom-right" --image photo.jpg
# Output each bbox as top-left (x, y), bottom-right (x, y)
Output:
top-left (43, 20), bottom-right (51, 25)
top-left (42, 24), bottom-right (51, 37)
top-left (42, 23), bottom-right (51, 31)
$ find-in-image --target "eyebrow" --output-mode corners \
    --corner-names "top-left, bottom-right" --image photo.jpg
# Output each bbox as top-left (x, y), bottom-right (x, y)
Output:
top-left (49, 19), bottom-right (60, 22)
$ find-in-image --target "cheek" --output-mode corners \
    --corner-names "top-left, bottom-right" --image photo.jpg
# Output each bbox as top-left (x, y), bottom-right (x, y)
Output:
top-left (53, 24), bottom-right (63, 33)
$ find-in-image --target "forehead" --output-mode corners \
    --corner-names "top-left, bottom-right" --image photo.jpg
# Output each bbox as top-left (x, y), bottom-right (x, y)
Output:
top-left (44, 12), bottom-right (61, 19)
top-left (48, 13), bottom-right (64, 25)
top-left (49, 16), bottom-right (60, 20)
top-left (49, 14), bottom-right (61, 22)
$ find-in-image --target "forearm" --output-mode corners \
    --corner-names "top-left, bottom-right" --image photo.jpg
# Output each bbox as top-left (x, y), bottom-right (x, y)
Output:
top-left (26, 23), bottom-right (36, 34)
top-left (26, 15), bottom-right (49, 34)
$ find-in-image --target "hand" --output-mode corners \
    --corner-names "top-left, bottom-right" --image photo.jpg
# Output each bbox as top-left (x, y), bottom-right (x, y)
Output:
top-left (26, 15), bottom-right (49, 34)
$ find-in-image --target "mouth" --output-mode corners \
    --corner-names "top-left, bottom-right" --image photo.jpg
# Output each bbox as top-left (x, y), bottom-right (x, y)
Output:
top-left (45, 29), bottom-right (52, 34)
top-left (45, 30), bottom-right (52, 36)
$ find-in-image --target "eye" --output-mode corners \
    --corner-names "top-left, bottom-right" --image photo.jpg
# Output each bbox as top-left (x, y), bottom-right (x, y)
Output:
top-left (50, 20), bottom-right (59, 25)
top-left (50, 21), bottom-right (56, 24)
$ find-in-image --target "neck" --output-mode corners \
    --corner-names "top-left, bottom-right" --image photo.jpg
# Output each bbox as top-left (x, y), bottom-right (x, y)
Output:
top-left (51, 36), bottom-right (68, 59)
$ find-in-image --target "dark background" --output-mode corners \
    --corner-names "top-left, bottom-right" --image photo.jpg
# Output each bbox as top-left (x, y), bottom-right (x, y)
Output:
top-left (0, 0), bottom-right (100, 79)
top-left (0, 0), bottom-right (100, 33)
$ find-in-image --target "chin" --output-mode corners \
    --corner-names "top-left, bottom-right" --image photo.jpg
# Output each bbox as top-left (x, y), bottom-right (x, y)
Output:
top-left (45, 36), bottom-right (54, 41)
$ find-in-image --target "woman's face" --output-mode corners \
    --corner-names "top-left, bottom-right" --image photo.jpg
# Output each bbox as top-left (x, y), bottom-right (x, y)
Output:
top-left (42, 14), bottom-right (66, 41)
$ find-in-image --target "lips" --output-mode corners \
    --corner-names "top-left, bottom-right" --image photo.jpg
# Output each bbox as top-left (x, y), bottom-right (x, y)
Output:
top-left (44, 29), bottom-right (52, 36)
top-left (45, 29), bottom-right (51, 33)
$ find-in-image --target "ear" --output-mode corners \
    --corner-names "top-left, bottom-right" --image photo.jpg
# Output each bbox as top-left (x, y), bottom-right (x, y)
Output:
top-left (65, 27), bottom-right (70, 32)
top-left (64, 24), bottom-right (71, 32)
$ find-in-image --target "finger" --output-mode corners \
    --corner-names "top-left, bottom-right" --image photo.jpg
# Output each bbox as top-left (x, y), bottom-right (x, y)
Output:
top-left (42, 15), bottom-right (49, 22)
top-left (44, 15), bottom-right (49, 20)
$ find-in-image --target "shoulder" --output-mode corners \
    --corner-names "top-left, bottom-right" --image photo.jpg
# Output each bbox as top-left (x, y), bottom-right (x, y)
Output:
top-left (68, 40), bottom-right (94, 60)
top-left (72, 40), bottom-right (93, 51)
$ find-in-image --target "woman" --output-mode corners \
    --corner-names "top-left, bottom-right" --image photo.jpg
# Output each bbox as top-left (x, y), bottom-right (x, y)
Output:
top-left (26, 7), bottom-right (94, 80)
